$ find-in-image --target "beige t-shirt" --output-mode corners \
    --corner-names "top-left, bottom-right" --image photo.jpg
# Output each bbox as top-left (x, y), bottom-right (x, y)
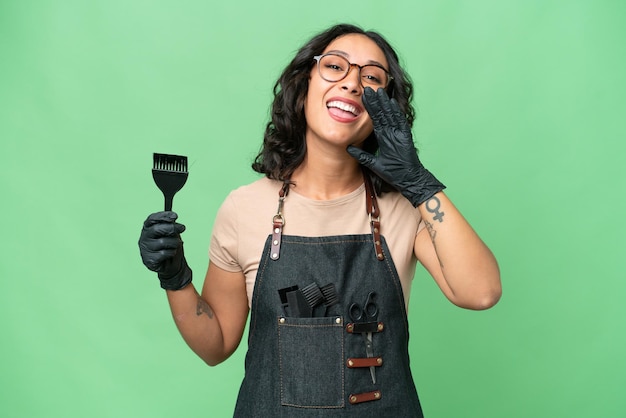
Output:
top-left (209, 177), bottom-right (425, 308)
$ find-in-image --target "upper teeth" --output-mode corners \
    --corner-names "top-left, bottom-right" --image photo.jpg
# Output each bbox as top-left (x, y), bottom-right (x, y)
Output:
top-left (327, 101), bottom-right (359, 115)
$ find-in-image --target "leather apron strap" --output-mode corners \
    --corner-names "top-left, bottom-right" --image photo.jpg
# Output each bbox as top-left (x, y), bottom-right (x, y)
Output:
top-left (270, 170), bottom-right (385, 261)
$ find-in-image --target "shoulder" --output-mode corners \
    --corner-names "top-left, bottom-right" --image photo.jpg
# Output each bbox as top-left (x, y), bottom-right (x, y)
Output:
top-left (377, 190), bottom-right (422, 223)
top-left (210, 177), bottom-right (280, 271)
top-left (376, 190), bottom-right (424, 243)
top-left (215, 176), bottom-right (283, 228)
top-left (226, 177), bottom-right (283, 205)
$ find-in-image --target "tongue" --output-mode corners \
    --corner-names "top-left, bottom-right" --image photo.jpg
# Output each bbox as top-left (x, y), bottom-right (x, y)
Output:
top-left (328, 107), bottom-right (357, 120)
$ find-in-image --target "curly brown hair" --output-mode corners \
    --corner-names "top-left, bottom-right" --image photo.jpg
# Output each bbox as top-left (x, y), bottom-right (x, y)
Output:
top-left (252, 23), bottom-right (415, 193)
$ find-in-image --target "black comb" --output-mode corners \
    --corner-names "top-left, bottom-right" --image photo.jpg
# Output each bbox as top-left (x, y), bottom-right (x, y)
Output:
top-left (152, 153), bottom-right (189, 211)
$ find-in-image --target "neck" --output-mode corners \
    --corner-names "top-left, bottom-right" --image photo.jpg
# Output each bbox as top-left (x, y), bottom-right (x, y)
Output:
top-left (290, 152), bottom-right (363, 200)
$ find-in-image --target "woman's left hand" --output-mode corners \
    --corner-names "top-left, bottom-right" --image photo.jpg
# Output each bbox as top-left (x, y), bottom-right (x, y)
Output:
top-left (347, 87), bottom-right (445, 207)
top-left (349, 89), bottom-right (501, 310)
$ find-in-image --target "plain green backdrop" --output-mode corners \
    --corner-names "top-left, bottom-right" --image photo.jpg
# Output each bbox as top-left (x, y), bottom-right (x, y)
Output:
top-left (1, 1), bottom-right (625, 417)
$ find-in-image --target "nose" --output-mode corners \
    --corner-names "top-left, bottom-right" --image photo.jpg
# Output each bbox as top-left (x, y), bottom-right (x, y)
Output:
top-left (340, 64), bottom-right (362, 93)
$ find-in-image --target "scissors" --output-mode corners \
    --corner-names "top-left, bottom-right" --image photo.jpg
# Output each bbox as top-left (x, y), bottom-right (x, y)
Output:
top-left (349, 292), bottom-right (378, 384)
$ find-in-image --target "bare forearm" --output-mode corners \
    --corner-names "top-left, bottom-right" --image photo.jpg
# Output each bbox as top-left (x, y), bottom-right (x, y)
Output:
top-left (166, 285), bottom-right (228, 366)
top-left (418, 192), bottom-right (501, 309)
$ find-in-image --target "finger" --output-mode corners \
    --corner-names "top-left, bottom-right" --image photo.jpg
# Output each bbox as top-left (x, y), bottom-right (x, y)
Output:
top-left (346, 145), bottom-right (376, 167)
top-left (142, 249), bottom-right (178, 271)
top-left (363, 87), bottom-right (387, 128)
top-left (143, 211), bottom-right (178, 227)
top-left (347, 146), bottom-right (387, 177)
top-left (143, 236), bottom-right (182, 252)
top-left (156, 248), bottom-right (178, 261)
top-left (144, 222), bottom-right (185, 240)
top-left (141, 256), bottom-right (162, 272)
top-left (375, 88), bottom-right (395, 126)
top-left (388, 97), bottom-right (409, 130)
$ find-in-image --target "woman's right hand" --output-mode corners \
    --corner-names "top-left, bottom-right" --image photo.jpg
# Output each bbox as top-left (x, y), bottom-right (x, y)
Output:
top-left (138, 211), bottom-right (192, 290)
top-left (139, 212), bottom-right (249, 366)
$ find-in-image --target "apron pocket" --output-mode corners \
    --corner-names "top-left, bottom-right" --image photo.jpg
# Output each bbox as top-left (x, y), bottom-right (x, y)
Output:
top-left (277, 316), bottom-right (345, 408)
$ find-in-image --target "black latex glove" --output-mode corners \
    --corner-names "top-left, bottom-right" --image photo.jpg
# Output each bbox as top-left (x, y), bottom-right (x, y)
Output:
top-left (347, 87), bottom-right (445, 207)
top-left (138, 211), bottom-right (192, 290)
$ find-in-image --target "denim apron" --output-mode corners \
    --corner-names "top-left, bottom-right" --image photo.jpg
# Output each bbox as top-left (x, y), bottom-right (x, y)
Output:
top-left (234, 174), bottom-right (424, 417)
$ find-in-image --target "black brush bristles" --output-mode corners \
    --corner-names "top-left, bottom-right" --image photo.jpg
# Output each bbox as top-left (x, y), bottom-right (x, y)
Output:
top-left (320, 283), bottom-right (339, 316)
top-left (152, 153), bottom-right (189, 211)
top-left (301, 283), bottom-right (324, 309)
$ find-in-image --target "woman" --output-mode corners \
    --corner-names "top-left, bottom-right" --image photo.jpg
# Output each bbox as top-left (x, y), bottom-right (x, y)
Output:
top-left (139, 23), bottom-right (501, 417)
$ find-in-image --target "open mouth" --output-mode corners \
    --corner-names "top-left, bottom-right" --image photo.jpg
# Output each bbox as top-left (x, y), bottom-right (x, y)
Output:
top-left (327, 100), bottom-right (362, 118)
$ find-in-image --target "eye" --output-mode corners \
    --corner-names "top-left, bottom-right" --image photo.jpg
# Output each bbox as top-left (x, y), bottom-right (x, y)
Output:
top-left (361, 66), bottom-right (386, 86)
top-left (363, 74), bottom-right (382, 84)
top-left (325, 62), bottom-right (345, 72)
top-left (327, 64), bottom-right (342, 71)
top-left (321, 55), bottom-right (347, 73)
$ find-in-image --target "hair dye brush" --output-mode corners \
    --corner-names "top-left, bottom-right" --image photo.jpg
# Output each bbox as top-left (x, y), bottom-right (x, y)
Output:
top-left (152, 153), bottom-right (189, 211)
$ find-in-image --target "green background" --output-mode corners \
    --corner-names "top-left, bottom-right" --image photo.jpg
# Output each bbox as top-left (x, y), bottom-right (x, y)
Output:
top-left (1, 1), bottom-right (624, 417)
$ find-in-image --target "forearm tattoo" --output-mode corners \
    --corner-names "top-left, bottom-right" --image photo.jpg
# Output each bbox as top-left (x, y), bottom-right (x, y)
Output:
top-left (425, 196), bottom-right (445, 223)
top-left (196, 297), bottom-right (214, 319)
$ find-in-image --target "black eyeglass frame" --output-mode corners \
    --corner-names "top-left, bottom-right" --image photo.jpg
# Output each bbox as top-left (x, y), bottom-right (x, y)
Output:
top-left (313, 53), bottom-right (394, 88)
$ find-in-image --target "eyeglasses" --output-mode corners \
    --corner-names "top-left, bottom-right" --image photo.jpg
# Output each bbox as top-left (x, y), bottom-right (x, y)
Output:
top-left (313, 53), bottom-right (393, 89)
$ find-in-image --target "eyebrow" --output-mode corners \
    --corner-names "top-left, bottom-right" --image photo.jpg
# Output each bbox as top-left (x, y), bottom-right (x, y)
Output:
top-left (325, 49), bottom-right (388, 69)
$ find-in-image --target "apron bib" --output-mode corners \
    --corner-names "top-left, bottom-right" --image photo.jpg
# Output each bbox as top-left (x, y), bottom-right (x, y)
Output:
top-left (234, 174), bottom-right (424, 417)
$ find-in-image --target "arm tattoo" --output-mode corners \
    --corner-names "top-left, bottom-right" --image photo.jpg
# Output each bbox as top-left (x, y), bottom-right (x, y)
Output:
top-left (425, 196), bottom-right (445, 223)
top-left (424, 219), bottom-right (437, 242)
top-left (196, 297), bottom-right (214, 319)
top-left (424, 219), bottom-right (444, 269)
